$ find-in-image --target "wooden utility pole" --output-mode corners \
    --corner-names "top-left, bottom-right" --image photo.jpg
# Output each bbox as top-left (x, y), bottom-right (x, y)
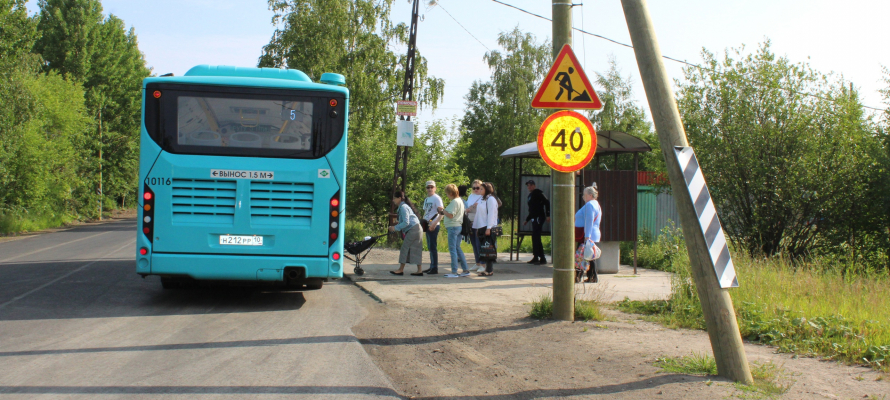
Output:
top-left (550, 0), bottom-right (575, 321)
top-left (620, 0), bottom-right (753, 384)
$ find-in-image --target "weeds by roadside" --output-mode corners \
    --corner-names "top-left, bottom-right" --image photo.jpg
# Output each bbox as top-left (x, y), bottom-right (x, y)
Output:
top-left (655, 352), bottom-right (717, 375)
top-left (617, 227), bottom-right (890, 372)
top-left (527, 290), bottom-right (607, 322)
top-left (654, 353), bottom-right (793, 399)
top-left (734, 361), bottom-right (795, 399)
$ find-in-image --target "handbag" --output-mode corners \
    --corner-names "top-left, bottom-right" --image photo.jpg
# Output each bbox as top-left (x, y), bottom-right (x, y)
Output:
top-left (583, 238), bottom-right (601, 261)
top-left (479, 236), bottom-right (498, 261)
top-left (490, 225), bottom-right (503, 236)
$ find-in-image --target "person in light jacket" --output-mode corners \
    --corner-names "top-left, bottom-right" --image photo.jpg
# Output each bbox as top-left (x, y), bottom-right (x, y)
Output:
top-left (389, 191), bottom-right (424, 276)
top-left (574, 185), bottom-right (602, 283)
top-left (441, 184), bottom-right (471, 277)
top-left (465, 179), bottom-right (484, 270)
top-left (472, 182), bottom-right (499, 276)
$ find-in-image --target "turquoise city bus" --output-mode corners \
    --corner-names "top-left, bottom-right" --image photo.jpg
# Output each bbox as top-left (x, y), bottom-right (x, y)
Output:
top-left (136, 65), bottom-right (348, 290)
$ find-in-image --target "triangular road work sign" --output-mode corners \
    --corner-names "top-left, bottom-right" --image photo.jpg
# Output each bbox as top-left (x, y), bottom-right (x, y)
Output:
top-left (532, 44), bottom-right (603, 110)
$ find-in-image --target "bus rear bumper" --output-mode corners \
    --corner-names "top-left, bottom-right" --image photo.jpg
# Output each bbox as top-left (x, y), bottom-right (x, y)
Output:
top-left (148, 253), bottom-right (343, 281)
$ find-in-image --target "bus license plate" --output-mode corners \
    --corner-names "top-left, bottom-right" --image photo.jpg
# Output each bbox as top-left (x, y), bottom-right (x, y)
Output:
top-left (219, 235), bottom-right (263, 246)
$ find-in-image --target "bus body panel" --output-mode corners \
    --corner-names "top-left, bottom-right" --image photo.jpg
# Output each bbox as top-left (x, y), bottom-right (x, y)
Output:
top-left (136, 66), bottom-right (348, 283)
top-left (145, 151), bottom-right (341, 257)
top-left (150, 253), bottom-right (334, 281)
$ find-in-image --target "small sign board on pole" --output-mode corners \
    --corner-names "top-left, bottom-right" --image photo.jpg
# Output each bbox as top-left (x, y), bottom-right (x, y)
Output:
top-left (396, 100), bottom-right (418, 116)
top-left (397, 120), bottom-right (414, 147)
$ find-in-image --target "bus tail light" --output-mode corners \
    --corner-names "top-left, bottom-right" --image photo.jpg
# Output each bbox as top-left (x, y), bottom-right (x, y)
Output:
top-left (143, 184), bottom-right (155, 243)
top-left (332, 252), bottom-right (340, 261)
top-left (329, 191), bottom-right (340, 247)
top-left (139, 248), bottom-right (148, 256)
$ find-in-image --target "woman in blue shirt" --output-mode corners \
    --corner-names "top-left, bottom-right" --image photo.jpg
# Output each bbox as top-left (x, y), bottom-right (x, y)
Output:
top-left (574, 186), bottom-right (602, 283)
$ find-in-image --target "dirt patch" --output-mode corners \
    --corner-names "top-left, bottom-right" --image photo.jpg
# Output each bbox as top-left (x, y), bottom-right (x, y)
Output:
top-left (350, 250), bottom-right (890, 399)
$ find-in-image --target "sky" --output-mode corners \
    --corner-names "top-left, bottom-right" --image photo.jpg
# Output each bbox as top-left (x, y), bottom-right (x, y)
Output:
top-left (26, 0), bottom-right (890, 129)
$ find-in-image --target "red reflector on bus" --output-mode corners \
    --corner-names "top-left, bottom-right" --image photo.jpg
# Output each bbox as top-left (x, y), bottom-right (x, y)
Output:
top-left (330, 233), bottom-right (337, 240)
top-left (332, 252), bottom-right (340, 261)
top-left (153, 90), bottom-right (161, 98)
top-left (139, 248), bottom-right (148, 255)
top-left (144, 192), bottom-right (152, 201)
top-left (143, 227), bottom-right (150, 234)
top-left (329, 99), bottom-right (338, 107)
top-left (331, 198), bottom-right (339, 207)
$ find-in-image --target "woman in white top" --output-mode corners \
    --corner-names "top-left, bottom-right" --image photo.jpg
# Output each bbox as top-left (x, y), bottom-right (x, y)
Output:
top-left (472, 182), bottom-right (499, 276)
top-left (465, 179), bottom-right (484, 269)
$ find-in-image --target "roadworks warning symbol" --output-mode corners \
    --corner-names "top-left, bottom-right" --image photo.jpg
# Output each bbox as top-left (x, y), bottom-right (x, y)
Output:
top-left (532, 44), bottom-right (603, 110)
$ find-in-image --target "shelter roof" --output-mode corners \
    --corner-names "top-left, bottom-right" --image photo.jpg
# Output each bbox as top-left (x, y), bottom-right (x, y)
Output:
top-left (500, 130), bottom-right (652, 159)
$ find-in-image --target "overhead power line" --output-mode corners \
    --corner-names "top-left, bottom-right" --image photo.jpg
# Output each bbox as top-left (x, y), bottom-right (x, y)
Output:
top-left (435, 3), bottom-right (491, 51)
top-left (490, 0), bottom-right (886, 113)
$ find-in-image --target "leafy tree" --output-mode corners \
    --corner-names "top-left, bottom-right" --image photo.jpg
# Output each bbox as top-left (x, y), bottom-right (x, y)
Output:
top-left (34, 0), bottom-right (104, 79)
top-left (33, 0), bottom-right (150, 214)
top-left (0, 0), bottom-right (38, 68)
top-left (677, 41), bottom-right (886, 264)
top-left (259, 0), bottom-right (444, 223)
top-left (405, 119), bottom-right (466, 203)
top-left (588, 57), bottom-right (662, 174)
top-left (454, 28), bottom-right (552, 217)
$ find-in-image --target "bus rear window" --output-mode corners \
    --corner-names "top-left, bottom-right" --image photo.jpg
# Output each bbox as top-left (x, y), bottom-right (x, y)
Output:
top-left (178, 96), bottom-right (314, 150)
top-left (144, 83), bottom-right (346, 159)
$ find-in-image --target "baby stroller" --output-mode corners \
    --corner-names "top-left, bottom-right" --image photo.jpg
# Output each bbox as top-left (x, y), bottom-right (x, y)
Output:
top-left (343, 234), bottom-right (386, 276)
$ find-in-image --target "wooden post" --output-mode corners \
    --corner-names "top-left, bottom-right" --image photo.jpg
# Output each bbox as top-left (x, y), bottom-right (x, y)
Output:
top-left (550, 0), bottom-right (575, 321)
top-left (620, 0), bottom-right (753, 384)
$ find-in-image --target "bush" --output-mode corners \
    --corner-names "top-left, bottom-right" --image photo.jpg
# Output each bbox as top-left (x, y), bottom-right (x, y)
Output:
top-left (635, 223), bottom-right (688, 272)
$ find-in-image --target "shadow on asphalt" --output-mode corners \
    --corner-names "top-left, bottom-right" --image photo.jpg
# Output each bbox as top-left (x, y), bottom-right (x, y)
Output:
top-left (0, 373), bottom-right (714, 398)
top-left (0, 258), bottom-right (307, 321)
top-left (358, 319), bottom-right (555, 346)
top-left (0, 335), bottom-right (356, 357)
top-left (0, 385), bottom-right (403, 397)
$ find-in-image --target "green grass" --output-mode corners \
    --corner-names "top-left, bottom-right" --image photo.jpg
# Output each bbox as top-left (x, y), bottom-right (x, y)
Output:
top-left (0, 210), bottom-right (74, 235)
top-left (654, 353), bottom-right (792, 398)
top-left (654, 352), bottom-right (717, 375)
top-left (527, 291), bottom-right (607, 322)
top-left (734, 361), bottom-right (795, 399)
top-left (528, 293), bottom-right (554, 319)
top-left (618, 247), bottom-right (890, 372)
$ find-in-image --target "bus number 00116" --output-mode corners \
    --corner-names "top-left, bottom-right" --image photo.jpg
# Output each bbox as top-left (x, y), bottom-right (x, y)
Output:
top-left (550, 128), bottom-right (584, 152)
top-left (145, 177), bottom-right (171, 185)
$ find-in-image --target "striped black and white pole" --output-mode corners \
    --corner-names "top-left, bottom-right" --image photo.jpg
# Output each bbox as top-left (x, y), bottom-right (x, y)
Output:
top-left (674, 146), bottom-right (739, 288)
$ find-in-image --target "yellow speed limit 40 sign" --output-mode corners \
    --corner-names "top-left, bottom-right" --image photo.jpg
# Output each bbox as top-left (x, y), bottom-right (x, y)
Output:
top-left (537, 110), bottom-right (597, 172)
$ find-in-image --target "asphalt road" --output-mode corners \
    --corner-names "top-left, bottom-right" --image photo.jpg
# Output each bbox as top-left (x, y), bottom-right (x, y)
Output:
top-left (0, 219), bottom-right (400, 399)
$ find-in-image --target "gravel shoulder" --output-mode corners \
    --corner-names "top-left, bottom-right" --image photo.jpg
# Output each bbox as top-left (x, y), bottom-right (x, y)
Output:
top-left (349, 248), bottom-right (890, 399)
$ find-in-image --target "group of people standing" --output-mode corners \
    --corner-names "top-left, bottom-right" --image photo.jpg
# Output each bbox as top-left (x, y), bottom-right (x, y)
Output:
top-left (387, 178), bottom-right (603, 282)
top-left (388, 179), bottom-right (500, 277)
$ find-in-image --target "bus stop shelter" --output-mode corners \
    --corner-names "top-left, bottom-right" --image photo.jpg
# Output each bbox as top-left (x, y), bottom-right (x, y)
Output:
top-left (500, 130), bottom-right (652, 272)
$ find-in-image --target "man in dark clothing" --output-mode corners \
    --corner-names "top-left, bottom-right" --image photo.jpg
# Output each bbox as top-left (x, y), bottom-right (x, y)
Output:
top-left (522, 180), bottom-right (550, 265)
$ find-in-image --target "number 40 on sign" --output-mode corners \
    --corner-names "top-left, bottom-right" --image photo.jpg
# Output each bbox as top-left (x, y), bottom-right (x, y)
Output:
top-left (536, 110), bottom-right (597, 172)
